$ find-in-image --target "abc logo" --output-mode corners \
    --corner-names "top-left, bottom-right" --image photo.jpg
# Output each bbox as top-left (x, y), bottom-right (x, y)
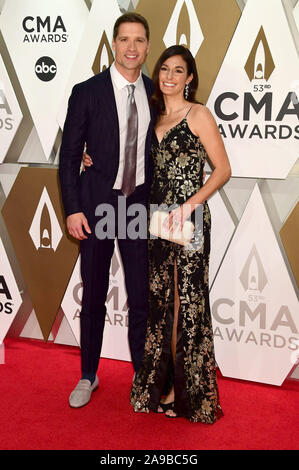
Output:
top-left (35, 56), bottom-right (57, 81)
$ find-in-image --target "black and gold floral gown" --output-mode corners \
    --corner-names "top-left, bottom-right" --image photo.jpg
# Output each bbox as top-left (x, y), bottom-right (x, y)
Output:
top-left (130, 111), bottom-right (223, 424)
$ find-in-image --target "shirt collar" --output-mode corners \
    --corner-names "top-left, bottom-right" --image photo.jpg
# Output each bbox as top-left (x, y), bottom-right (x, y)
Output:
top-left (110, 62), bottom-right (143, 91)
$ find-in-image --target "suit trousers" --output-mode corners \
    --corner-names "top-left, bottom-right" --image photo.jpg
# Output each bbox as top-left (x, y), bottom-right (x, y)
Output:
top-left (79, 184), bottom-right (149, 376)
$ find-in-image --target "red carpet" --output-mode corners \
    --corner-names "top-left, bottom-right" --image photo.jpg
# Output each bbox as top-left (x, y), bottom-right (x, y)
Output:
top-left (0, 337), bottom-right (298, 450)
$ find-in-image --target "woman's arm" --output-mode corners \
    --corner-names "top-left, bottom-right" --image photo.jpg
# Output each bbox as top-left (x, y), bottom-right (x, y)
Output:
top-left (166, 105), bottom-right (231, 232)
top-left (186, 104), bottom-right (231, 209)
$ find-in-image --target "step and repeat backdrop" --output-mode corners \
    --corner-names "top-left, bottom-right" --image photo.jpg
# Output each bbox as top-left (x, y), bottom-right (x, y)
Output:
top-left (0, 0), bottom-right (298, 385)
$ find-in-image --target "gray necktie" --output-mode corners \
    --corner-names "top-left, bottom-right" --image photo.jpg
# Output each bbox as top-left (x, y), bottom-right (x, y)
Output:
top-left (121, 84), bottom-right (138, 197)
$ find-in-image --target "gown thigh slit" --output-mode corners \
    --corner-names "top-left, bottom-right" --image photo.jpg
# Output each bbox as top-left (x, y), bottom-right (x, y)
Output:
top-left (130, 116), bottom-right (223, 423)
top-left (171, 259), bottom-right (179, 364)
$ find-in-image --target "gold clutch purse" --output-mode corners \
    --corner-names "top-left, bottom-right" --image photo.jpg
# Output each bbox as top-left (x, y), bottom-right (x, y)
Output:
top-left (149, 210), bottom-right (194, 246)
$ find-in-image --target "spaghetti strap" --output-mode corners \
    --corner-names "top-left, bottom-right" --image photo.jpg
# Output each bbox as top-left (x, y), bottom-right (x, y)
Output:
top-left (184, 105), bottom-right (193, 118)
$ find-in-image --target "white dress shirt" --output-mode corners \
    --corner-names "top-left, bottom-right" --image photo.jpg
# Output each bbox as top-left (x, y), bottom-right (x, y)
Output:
top-left (110, 62), bottom-right (151, 190)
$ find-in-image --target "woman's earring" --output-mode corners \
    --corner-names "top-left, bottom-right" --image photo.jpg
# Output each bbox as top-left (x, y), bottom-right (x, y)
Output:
top-left (184, 83), bottom-right (189, 99)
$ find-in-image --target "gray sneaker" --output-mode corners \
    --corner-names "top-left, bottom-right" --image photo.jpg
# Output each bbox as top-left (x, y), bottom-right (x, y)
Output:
top-left (69, 376), bottom-right (99, 408)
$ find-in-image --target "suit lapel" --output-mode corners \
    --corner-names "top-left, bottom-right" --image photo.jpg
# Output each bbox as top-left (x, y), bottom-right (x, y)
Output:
top-left (96, 68), bottom-right (120, 140)
top-left (142, 74), bottom-right (155, 121)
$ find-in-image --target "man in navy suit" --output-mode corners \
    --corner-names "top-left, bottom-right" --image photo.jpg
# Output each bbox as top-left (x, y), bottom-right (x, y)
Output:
top-left (59, 13), bottom-right (155, 408)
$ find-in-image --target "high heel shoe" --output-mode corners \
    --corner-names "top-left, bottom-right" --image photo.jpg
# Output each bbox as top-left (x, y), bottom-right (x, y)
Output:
top-left (165, 404), bottom-right (183, 418)
top-left (165, 408), bottom-right (182, 418)
top-left (156, 402), bottom-right (175, 413)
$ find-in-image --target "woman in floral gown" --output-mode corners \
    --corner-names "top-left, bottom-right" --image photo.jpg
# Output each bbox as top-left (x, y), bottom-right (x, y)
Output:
top-left (130, 46), bottom-right (231, 423)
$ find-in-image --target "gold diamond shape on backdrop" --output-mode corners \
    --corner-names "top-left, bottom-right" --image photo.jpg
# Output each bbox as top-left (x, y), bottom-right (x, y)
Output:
top-left (280, 202), bottom-right (299, 289)
top-left (1, 167), bottom-right (79, 341)
top-left (136, 0), bottom-right (241, 104)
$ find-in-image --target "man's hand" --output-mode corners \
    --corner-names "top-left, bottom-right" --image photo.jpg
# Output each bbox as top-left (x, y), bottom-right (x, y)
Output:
top-left (67, 212), bottom-right (91, 240)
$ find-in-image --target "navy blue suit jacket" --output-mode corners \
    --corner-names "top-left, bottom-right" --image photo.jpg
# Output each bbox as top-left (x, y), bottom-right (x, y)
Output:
top-left (59, 67), bottom-right (155, 219)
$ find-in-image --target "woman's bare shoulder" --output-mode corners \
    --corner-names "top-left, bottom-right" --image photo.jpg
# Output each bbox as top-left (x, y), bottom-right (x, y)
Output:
top-left (189, 103), bottom-right (217, 133)
top-left (191, 103), bottom-right (214, 120)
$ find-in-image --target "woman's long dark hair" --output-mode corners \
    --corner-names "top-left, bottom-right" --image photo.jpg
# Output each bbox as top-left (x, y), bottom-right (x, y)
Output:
top-left (150, 45), bottom-right (199, 115)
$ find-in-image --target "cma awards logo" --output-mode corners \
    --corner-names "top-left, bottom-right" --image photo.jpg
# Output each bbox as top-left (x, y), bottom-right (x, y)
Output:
top-left (29, 187), bottom-right (62, 252)
top-left (214, 26), bottom-right (299, 141)
top-left (163, 0), bottom-right (204, 57)
top-left (22, 16), bottom-right (68, 43)
top-left (92, 31), bottom-right (114, 74)
top-left (239, 245), bottom-right (267, 293)
top-left (244, 27), bottom-right (275, 83)
top-left (212, 244), bottom-right (298, 351)
top-left (0, 88), bottom-right (14, 131)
